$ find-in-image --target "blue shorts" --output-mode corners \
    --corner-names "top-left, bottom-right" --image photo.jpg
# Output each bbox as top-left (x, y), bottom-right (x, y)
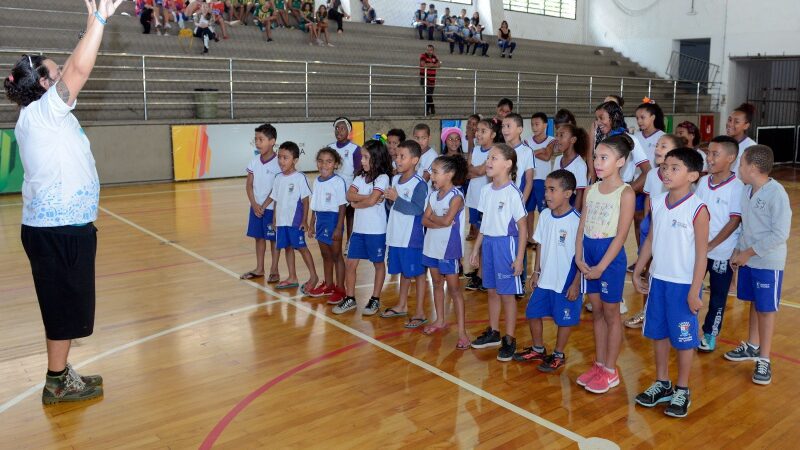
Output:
top-left (276, 226), bottom-right (306, 249)
top-left (643, 278), bottom-right (700, 350)
top-left (246, 208), bottom-right (276, 241)
top-left (347, 233), bottom-right (386, 263)
top-left (582, 236), bottom-right (626, 303)
top-left (469, 208), bottom-right (482, 226)
top-left (314, 211), bottom-right (339, 246)
top-left (737, 266), bottom-right (783, 312)
top-left (388, 246), bottom-right (426, 278)
top-left (421, 254), bottom-right (460, 275)
top-left (639, 213), bottom-right (651, 247)
top-left (526, 287), bottom-right (582, 326)
top-left (635, 192), bottom-right (646, 212)
top-left (526, 179), bottom-right (546, 212)
top-left (481, 235), bottom-right (523, 295)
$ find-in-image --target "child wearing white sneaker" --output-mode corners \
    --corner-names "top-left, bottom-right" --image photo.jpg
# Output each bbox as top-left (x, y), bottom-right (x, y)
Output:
top-left (725, 145), bottom-right (792, 386)
top-left (695, 136), bottom-right (745, 351)
top-left (633, 147), bottom-right (709, 418)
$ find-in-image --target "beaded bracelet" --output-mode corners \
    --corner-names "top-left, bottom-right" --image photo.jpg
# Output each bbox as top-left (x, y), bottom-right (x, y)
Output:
top-left (94, 11), bottom-right (107, 25)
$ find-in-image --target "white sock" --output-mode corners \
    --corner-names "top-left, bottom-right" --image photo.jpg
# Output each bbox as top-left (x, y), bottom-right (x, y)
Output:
top-left (203, 35), bottom-right (209, 48)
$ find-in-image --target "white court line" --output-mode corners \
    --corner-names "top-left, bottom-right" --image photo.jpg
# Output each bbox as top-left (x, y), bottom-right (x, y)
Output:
top-left (95, 206), bottom-right (616, 449)
top-left (0, 183), bottom-right (243, 208)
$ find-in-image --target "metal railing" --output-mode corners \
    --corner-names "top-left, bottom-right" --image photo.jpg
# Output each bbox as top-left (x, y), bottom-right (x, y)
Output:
top-left (666, 50), bottom-right (720, 84)
top-left (0, 49), bottom-right (722, 124)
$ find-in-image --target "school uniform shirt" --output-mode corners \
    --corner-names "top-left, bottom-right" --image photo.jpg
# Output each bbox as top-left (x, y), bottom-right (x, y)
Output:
top-left (386, 174), bottom-right (427, 248)
top-left (477, 182), bottom-right (527, 237)
top-left (270, 171), bottom-right (312, 227)
top-left (328, 140), bottom-right (361, 187)
top-left (736, 179), bottom-right (792, 271)
top-left (621, 133), bottom-right (649, 184)
top-left (650, 192), bottom-right (707, 284)
top-left (697, 148), bottom-right (709, 172)
top-left (246, 153), bottom-right (281, 209)
top-left (16, 85), bottom-right (100, 227)
top-left (533, 207), bottom-right (581, 292)
top-left (311, 174), bottom-right (348, 213)
top-left (528, 135), bottom-right (555, 181)
top-left (512, 142), bottom-right (535, 190)
top-left (695, 173), bottom-right (744, 261)
top-left (351, 174), bottom-right (390, 235)
top-left (733, 136), bottom-right (757, 175)
top-left (634, 129), bottom-right (665, 168)
top-left (423, 188), bottom-right (465, 260)
top-left (642, 167), bottom-right (667, 198)
top-left (553, 154), bottom-right (588, 190)
top-left (417, 148), bottom-right (438, 188)
top-left (466, 145), bottom-right (491, 209)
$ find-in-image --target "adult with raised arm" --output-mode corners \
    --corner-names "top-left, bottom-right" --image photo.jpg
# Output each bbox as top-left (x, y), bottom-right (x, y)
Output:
top-left (3, 0), bottom-right (124, 405)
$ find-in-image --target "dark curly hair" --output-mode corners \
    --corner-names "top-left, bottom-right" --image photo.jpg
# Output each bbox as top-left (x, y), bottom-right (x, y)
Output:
top-left (357, 139), bottom-right (393, 183)
top-left (4, 54), bottom-right (50, 107)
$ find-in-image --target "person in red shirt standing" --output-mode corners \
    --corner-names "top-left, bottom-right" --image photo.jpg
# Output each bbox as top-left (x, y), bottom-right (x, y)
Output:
top-left (419, 44), bottom-right (441, 116)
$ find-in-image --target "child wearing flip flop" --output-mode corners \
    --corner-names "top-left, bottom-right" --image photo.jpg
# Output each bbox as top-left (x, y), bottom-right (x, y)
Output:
top-left (516, 169), bottom-right (583, 372)
top-left (381, 140), bottom-right (429, 327)
top-left (422, 155), bottom-right (470, 348)
top-left (469, 144), bottom-right (527, 362)
top-left (332, 139), bottom-right (393, 316)
top-left (308, 148), bottom-right (348, 303)
top-left (270, 141), bottom-right (319, 293)
top-left (241, 123), bottom-right (283, 283)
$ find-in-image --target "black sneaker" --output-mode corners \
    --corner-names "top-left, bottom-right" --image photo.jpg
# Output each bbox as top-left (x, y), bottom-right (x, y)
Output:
top-left (465, 276), bottom-right (483, 291)
top-left (470, 327), bottom-right (501, 349)
top-left (363, 297), bottom-right (380, 316)
top-left (497, 335), bottom-right (516, 362)
top-left (635, 381), bottom-right (674, 407)
top-left (664, 388), bottom-right (691, 418)
top-left (752, 359), bottom-right (772, 385)
top-left (537, 353), bottom-right (566, 372)
top-left (724, 341), bottom-right (760, 361)
top-left (512, 346), bottom-right (547, 362)
top-left (42, 369), bottom-right (103, 405)
top-left (465, 270), bottom-right (477, 279)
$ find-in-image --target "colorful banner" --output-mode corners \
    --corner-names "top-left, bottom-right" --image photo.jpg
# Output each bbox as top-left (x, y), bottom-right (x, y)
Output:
top-left (0, 129), bottom-right (23, 194)
top-left (172, 121), bottom-right (365, 181)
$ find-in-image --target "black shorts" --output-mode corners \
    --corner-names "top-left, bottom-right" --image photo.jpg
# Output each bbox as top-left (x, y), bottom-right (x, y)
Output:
top-left (21, 224), bottom-right (98, 340)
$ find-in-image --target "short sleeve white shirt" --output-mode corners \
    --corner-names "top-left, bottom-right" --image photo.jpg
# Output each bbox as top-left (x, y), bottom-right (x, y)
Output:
top-left (554, 154), bottom-right (588, 190)
top-left (247, 153), bottom-right (281, 208)
top-left (621, 133), bottom-right (649, 183)
top-left (643, 167), bottom-right (667, 197)
top-left (528, 135), bottom-right (555, 180)
top-left (695, 174), bottom-right (745, 261)
top-left (311, 174), bottom-right (348, 213)
top-left (351, 174), bottom-right (390, 234)
top-left (477, 182), bottom-right (527, 237)
top-left (423, 188), bottom-right (465, 260)
top-left (270, 171), bottom-right (312, 227)
top-left (532, 208), bottom-right (582, 292)
top-left (16, 84), bottom-right (100, 226)
top-left (650, 192), bottom-right (707, 284)
top-left (513, 142), bottom-right (535, 189)
top-left (466, 146), bottom-right (491, 209)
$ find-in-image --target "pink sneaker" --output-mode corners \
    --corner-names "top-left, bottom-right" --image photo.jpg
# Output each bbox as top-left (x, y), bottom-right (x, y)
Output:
top-left (307, 284), bottom-right (334, 298)
top-left (327, 287), bottom-right (345, 305)
top-left (576, 363), bottom-right (602, 387)
top-left (585, 368), bottom-right (620, 394)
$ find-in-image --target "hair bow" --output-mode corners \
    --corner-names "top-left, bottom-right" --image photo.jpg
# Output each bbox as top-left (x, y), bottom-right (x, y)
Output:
top-left (642, 96), bottom-right (656, 104)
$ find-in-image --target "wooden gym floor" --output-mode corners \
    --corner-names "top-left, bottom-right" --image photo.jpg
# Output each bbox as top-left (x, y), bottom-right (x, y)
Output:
top-left (1, 167), bottom-right (800, 449)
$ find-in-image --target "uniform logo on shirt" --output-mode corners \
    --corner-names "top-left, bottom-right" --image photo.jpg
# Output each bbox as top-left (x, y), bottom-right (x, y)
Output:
top-left (498, 201), bottom-right (505, 211)
top-left (288, 183), bottom-right (295, 193)
top-left (325, 192), bottom-right (332, 203)
top-left (756, 282), bottom-right (771, 289)
top-left (755, 198), bottom-right (766, 210)
top-left (403, 189), bottom-right (411, 198)
top-left (678, 321), bottom-right (692, 342)
top-left (671, 219), bottom-right (688, 229)
top-left (563, 308), bottom-right (571, 321)
top-left (601, 281), bottom-right (609, 294)
top-left (558, 229), bottom-right (568, 246)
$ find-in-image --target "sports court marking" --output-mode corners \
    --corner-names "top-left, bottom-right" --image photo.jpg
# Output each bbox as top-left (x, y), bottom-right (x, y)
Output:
top-left (95, 206), bottom-right (617, 449)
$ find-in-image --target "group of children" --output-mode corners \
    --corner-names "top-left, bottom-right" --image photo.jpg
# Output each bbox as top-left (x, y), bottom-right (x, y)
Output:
top-left (414, 3), bottom-right (490, 56)
top-left (240, 98), bottom-right (791, 419)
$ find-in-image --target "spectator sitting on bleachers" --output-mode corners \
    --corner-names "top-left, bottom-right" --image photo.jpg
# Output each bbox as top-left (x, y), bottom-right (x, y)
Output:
top-left (438, 7), bottom-right (452, 41)
top-left (413, 3), bottom-right (432, 40)
top-left (194, 2), bottom-right (220, 53)
top-left (137, 0), bottom-right (155, 34)
top-left (209, 1), bottom-right (230, 38)
top-left (360, 0), bottom-right (383, 24)
top-left (272, 0), bottom-right (290, 28)
top-left (288, 0), bottom-right (305, 26)
top-left (254, 0), bottom-right (275, 41)
top-left (300, 2), bottom-right (319, 44)
top-left (467, 15), bottom-right (488, 57)
top-left (497, 20), bottom-right (516, 59)
top-left (443, 17), bottom-right (463, 54)
top-left (229, 0), bottom-right (253, 25)
top-left (317, 4), bottom-right (334, 46)
top-left (426, 4), bottom-right (438, 40)
top-left (327, 0), bottom-right (349, 34)
top-left (165, 0), bottom-right (187, 29)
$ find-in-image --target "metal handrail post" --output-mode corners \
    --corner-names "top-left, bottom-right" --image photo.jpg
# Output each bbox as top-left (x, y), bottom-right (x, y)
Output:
top-left (672, 80), bottom-right (677, 114)
top-left (516, 72), bottom-right (521, 108)
top-left (554, 74), bottom-right (559, 114)
top-left (141, 55), bottom-right (147, 120)
top-left (229, 58), bottom-right (234, 119)
top-left (696, 82), bottom-right (700, 113)
top-left (619, 77), bottom-right (624, 96)
top-left (304, 62), bottom-right (309, 119)
top-left (368, 64), bottom-right (373, 118)
top-left (473, 70), bottom-right (477, 114)
top-left (588, 76), bottom-right (593, 113)
top-left (647, 79), bottom-right (652, 98)
top-left (423, 68), bottom-right (428, 116)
